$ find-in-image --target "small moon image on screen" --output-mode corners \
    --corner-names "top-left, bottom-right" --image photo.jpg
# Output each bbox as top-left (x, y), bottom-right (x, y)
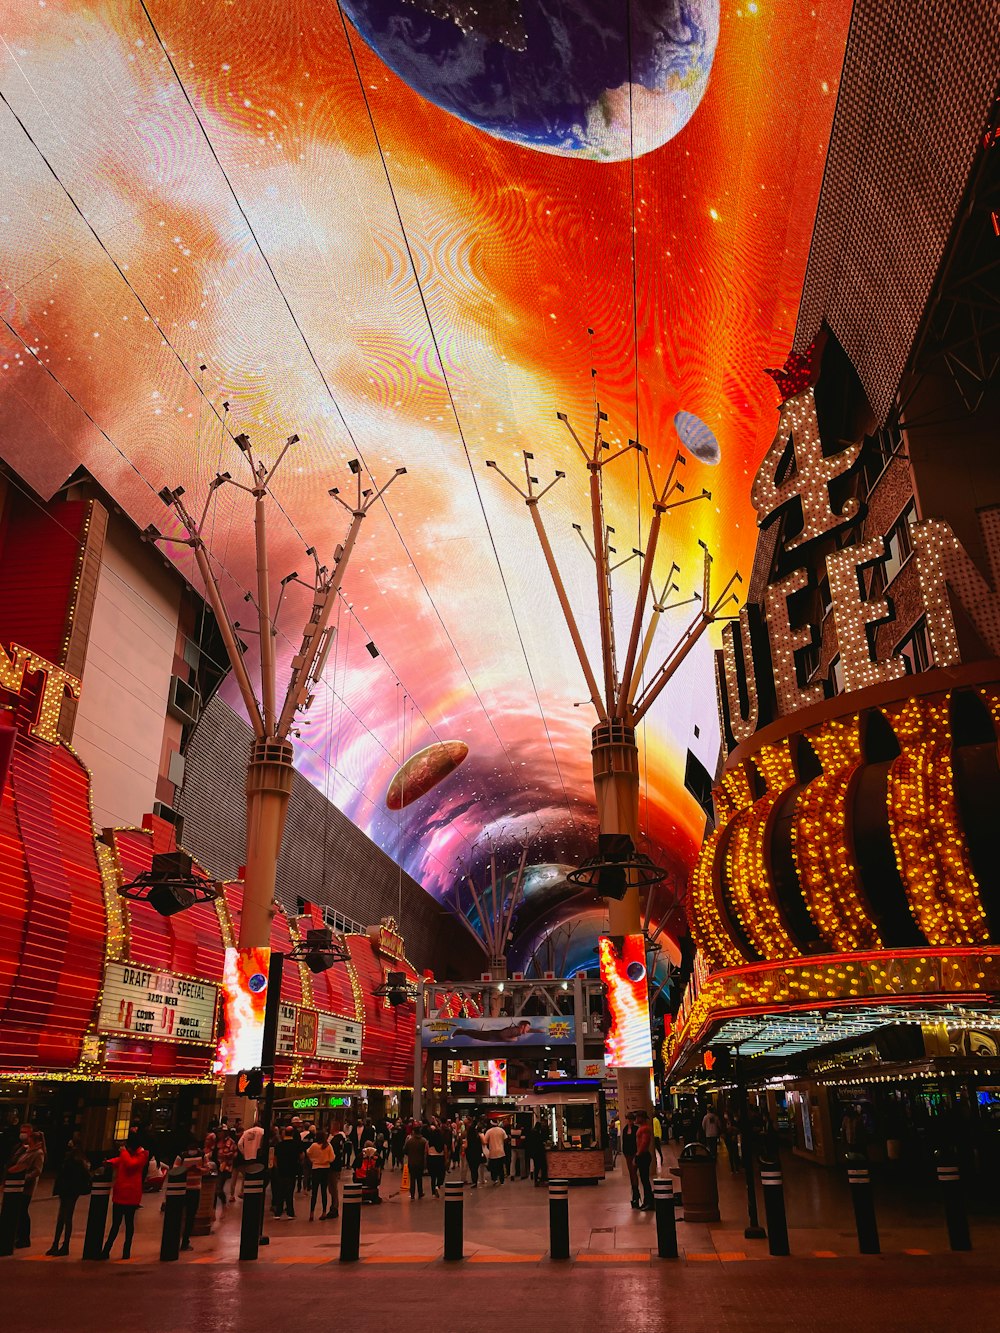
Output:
top-left (626, 960), bottom-right (647, 983)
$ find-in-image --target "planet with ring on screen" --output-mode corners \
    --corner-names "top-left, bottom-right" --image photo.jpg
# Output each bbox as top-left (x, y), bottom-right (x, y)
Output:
top-left (386, 740), bottom-right (470, 809)
top-left (339, 0), bottom-right (720, 161)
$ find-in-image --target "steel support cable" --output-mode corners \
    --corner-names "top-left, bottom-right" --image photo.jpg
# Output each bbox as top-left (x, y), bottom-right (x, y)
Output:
top-left (139, 2), bottom-right (531, 806)
top-left (0, 88), bottom-right (447, 777)
top-left (0, 314), bottom-right (426, 804)
top-left (336, 3), bottom-right (579, 835)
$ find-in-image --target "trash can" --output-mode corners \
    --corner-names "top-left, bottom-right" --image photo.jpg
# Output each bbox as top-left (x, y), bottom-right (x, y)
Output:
top-left (677, 1141), bottom-right (719, 1222)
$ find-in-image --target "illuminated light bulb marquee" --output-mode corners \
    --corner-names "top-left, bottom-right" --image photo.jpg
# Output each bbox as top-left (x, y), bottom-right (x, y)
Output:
top-left (719, 373), bottom-right (1000, 751)
top-left (883, 697), bottom-right (989, 946)
top-left (690, 768), bottom-right (754, 970)
top-left (0, 642), bottom-right (81, 745)
top-left (719, 610), bottom-right (761, 745)
top-left (721, 743), bottom-right (802, 961)
top-left (790, 719), bottom-right (881, 953)
top-left (827, 535), bottom-right (907, 692)
top-left (689, 681), bottom-right (1000, 972)
top-left (751, 384), bottom-right (862, 551)
top-left (765, 568), bottom-right (825, 712)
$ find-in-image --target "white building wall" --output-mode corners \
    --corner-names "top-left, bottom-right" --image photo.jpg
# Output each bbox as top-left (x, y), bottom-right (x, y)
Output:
top-left (73, 516), bottom-right (180, 831)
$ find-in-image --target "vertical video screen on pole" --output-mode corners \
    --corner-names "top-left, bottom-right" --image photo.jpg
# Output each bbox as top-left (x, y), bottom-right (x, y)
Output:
top-left (488, 1058), bottom-right (507, 1097)
top-left (598, 934), bottom-right (653, 1069)
top-left (215, 946), bottom-right (271, 1076)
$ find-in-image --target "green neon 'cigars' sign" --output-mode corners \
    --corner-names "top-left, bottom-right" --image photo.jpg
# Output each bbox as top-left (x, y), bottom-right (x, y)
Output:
top-left (291, 1094), bottom-right (352, 1110)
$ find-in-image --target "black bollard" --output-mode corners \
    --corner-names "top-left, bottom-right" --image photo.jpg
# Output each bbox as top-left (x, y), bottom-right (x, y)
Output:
top-left (759, 1161), bottom-right (789, 1256)
top-left (239, 1162), bottom-right (266, 1262)
top-left (937, 1160), bottom-right (971, 1252)
top-left (81, 1170), bottom-right (112, 1262)
top-left (340, 1183), bottom-right (363, 1263)
top-left (0, 1176), bottom-right (24, 1257)
top-left (160, 1166), bottom-right (188, 1262)
top-left (652, 1177), bottom-right (678, 1259)
top-left (443, 1179), bottom-right (464, 1261)
top-left (847, 1161), bottom-right (879, 1255)
top-left (548, 1179), bottom-right (570, 1261)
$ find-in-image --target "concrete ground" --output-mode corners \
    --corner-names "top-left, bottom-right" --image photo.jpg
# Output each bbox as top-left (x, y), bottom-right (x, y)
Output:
top-left (5, 1144), bottom-right (998, 1331)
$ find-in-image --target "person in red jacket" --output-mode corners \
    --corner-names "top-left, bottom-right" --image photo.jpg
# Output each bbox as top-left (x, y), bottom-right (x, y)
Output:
top-left (101, 1133), bottom-right (149, 1260)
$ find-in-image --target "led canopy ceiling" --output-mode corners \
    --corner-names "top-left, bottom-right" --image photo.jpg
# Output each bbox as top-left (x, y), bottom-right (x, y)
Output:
top-left (0, 0), bottom-right (852, 925)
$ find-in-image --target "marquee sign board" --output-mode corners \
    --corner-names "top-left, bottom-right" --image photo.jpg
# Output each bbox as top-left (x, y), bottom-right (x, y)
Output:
top-left (98, 962), bottom-right (217, 1044)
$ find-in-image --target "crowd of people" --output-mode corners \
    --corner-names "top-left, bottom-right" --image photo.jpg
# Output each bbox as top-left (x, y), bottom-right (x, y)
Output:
top-left (0, 1106), bottom-right (565, 1259)
top-left (8, 1102), bottom-right (709, 1256)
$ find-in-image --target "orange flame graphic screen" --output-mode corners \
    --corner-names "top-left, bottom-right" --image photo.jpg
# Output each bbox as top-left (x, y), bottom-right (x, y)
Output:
top-left (215, 947), bottom-right (271, 1076)
top-left (599, 934), bottom-right (652, 1069)
top-left (488, 1059), bottom-right (508, 1097)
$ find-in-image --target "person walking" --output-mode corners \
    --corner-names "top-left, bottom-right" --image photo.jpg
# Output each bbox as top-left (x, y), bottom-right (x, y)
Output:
top-left (390, 1120), bottom-right (405, 1170)
top-left (465, 1118), bottom-right (483, 1188)
top-left (510, 1123), bottom-right (527, 1180)
top-left (722, 1112), bottom-right (741, 1174)
top-left (272, 1126), bottom-right (302, 1219)
top-left (307, 1129), bottom-right (334, 1221)
top-left (346, 1120), bottom-right (363, 1170)
top-left (652, 1113), bottom-right (664, 1167)
top-left (327, 1127), bottom-right (345, 1219)
top-left (173, 1135), bottom-right (209, 1251)
top-left (404, 1123), bottom-right (427, 1200)
top-left (701, 1106), bottom-right (723, 1159)
top-left (609, 1116), bottom-right (620, 1164)
top-left (426, 1118), bottom-right (446, 1197)
top-left (214, 1130), bottom-right (236, 1209)
top-left (47, 1137), bottom-right (91, 1256)
top-left (102, 1132), bottom-right (148, 1260)
top-left (236, 1118), bottom-right (264, 1202)
top-left (5, 1127), bottom-right (45, 1248)
top-left (526, 1118), bottom-right (547, 1186)
top-left (483, 1120), bottom-right (508, 1185)
top-left (635, 1111), bottom-right (654, 1211)
top-left (621, 1112), bottom-right (640, 1208)
top-left (450, 1118), bottom-right (465, 1175)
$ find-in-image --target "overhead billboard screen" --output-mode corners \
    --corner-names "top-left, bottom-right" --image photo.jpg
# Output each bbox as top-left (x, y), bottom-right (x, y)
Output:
top-left (0, 2), bottom-right (852, 960)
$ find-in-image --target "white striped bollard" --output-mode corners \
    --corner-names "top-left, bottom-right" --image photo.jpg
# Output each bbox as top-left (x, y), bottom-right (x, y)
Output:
top-left (0, 1176), bottom-right (24, 1257)
top-left (548, 1179), bottom-right (570, 1261)
top-left (847, 1161), bottom-right (879, 1254)
top-left (444, 1179), bottom-right (465, 1260)
top-left (340, 1182), bottom-right (363, 1262)
top-left (239, 1162), bottom-right (266, 1262)
top-left (81, 1171), bottom-right (112, 1261)
top-left (759, 1161), bottom-right (789, 1256)
top-left (937, 1159), bottom-right (971, 1252)
top-left (652, 1177), bottom-right (678, 1258)
top-left (160, 1166), bottom-right (188, 1261)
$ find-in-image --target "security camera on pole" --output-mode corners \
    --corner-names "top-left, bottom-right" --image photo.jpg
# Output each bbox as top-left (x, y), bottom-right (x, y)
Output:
top-left (488, 407), bottom-right (739, 1117)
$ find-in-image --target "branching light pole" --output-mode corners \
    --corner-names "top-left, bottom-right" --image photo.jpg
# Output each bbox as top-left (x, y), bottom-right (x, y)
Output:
top-left (147, 435), bottom-right (405, 950)
top-left (450, 839), bottom-right (529, 982)
top-left (488, 405), bottom-right (740, 1112)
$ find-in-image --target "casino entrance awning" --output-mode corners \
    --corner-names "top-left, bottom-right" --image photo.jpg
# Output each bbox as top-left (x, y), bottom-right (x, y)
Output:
top-left (665, 947), bottom-right (1000, 1080)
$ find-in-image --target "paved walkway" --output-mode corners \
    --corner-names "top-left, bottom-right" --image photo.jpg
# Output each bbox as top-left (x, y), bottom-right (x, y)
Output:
top-left (6, 1148), bottom-right (999, 1333)
top-left (6, 1143), bottom-right (998, 1268)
